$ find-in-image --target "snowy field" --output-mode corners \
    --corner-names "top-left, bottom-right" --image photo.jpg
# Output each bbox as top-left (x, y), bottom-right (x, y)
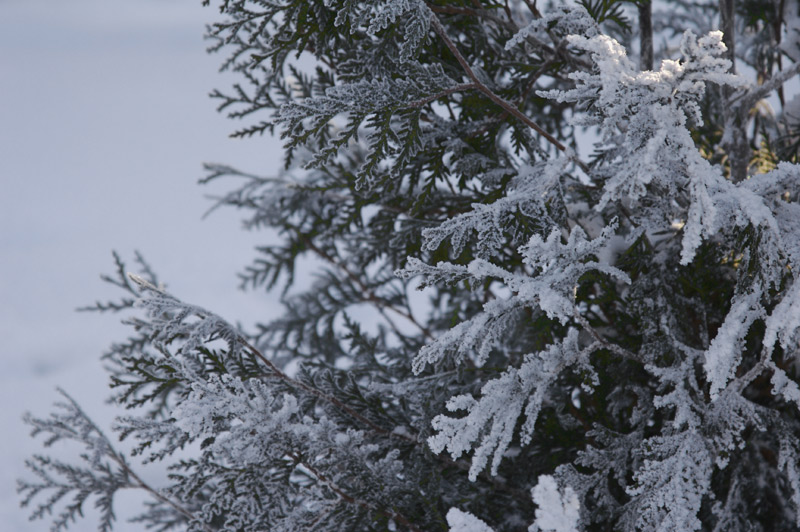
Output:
top-left (0, 1), bottom-right (282, 529)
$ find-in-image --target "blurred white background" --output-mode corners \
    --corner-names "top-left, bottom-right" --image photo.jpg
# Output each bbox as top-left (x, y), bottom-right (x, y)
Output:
top-left (0, 1), bottom-right (282, 529)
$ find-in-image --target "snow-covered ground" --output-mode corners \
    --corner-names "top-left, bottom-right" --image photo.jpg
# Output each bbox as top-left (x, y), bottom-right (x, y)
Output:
top-left (0, 1), bottom-right (282, 529)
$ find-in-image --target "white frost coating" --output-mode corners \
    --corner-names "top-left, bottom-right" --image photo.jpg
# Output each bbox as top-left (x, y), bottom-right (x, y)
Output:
top-left (126, 272), bottom-right (251, 374)
top-left (402, 222), bottom-right (629, 373)
top-left (446, 509), bottom-right (495, 532)
top-left (428, 331), bottom-right (583, 481)
top-left (168, 374), bottom-right (382, 472)
top-left (704, 289), bottom-right (763, 400)
top-left (530, 475), bottom-right (580, 532)
top-left (779, 442), bottom-right (800, 527)
top-left (419, 158), bottom-right (570, 259)
top-left (741, 163), bottom-right (800, 285)
top-left (517, 223), bottom-right (631, 320)
top-left (505, 3), bottom-right (597, 51)
top-left (771, 366), bottom-right (800, 409)
top-left (760, 280), bottom-right (800, 408)
top-left (649, 348), bottom-right (703, 430)
top-left (538, 31), bottom-right (778, 265)
top-left (764, 280), bottom-right (800, 353)
top-left (409, 297), bottom-right (516, 373)
top-left (170, 375), bottom-right (302, 465)
top-left (324, 0), bottom-right (429, 62)
top-left (627, 432), bottom-right (712, 531)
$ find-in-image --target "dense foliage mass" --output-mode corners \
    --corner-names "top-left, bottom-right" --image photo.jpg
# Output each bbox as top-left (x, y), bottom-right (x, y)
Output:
top-left (18, 0), bottom-right (800, 530)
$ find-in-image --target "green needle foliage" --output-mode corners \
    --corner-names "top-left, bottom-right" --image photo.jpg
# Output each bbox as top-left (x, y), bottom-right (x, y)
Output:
top-left (18, 0), bottom-right (800, 530)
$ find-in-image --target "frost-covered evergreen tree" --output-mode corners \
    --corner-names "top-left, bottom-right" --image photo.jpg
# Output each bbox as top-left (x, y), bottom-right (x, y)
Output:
top-left (18, 0), bottom-right (800, 530)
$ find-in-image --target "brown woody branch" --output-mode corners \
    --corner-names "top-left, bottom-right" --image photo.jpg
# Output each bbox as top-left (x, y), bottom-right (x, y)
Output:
top-left (427, 9), bottom-right (590, 173)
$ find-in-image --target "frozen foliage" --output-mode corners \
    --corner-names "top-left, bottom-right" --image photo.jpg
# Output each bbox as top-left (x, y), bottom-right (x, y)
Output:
top-left (446, 475), bottom-right (580, 532)
top-left (540, 30), bottom-right (778, 265)
top-left (275, 62), bottom-right (457, 187)
top-left (505, 3), bottom-right (598, 51)
top-left (18, 390), bottom-right (139, 532)
top-left (420, 158), bottom-right (569, 259)
top-left (18, 0), bottom-right (800, 531)
top-left (625, 432), bottom-right (712, 532)
top-left (703, 289), bottom-right (762, 400)
top-left (400, 223), bottom-right (629, 372)
top-left (427, 330), bottom-right (587, 480)
top-left (530, 475), bottom-right (580, 532)
top-left (326, 0), bottom-right (429, 62)
top-left (127, 273), bottom-right (245, 365)
top-left (446, 509), bottom-right (494, 532)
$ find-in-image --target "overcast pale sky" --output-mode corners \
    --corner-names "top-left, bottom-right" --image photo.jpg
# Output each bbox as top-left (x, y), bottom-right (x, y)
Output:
top-left (0, 1), bottom-right (283, 529)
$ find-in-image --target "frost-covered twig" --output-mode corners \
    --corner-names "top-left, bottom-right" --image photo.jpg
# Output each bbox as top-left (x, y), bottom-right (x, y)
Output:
top-left (19, 390), bottom-right (213, 532)
top-left (292, 454), bottom-right (424, 532)
top-left (732, 61), bottom-right (800, 113)
top-left (128, 273), bottom-right (405, 440)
